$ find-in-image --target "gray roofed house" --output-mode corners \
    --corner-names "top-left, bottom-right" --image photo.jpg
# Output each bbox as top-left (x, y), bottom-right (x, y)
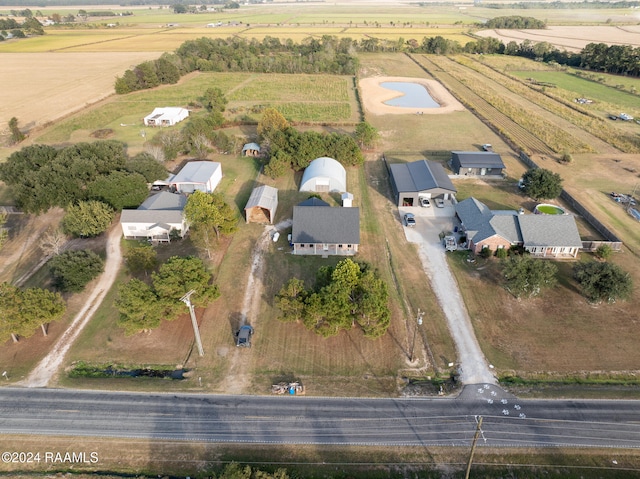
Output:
top-left (292, 203), bottom-right (360, 256)
top-left (244, 185), bottom-right (278, 224)
top-left (389, 159), bottom-right (456, 207)
top-left (451, 151), bottom-right (505, 176)
top-left (120, 209), bottom-right (187, 242)
top-left (138, 191), bottom-right (187, 211)
top-left (455, 197), bottom-right (582, 258)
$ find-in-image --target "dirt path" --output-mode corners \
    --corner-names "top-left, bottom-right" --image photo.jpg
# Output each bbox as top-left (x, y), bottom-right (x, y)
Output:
top-left (401, 209), bottom-right (496, 386)
top-left (19, 225), bottom-right (123, 388)
top-left (218, 219), bottom-right (292, 395)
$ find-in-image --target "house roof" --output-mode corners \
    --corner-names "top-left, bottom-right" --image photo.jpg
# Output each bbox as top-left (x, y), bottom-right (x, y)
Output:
top-left (171, 161), bottom-right (221, 184)
top-left (297, 197), bottom-right (330, 207)
top-left (452, 151), bottom-right (505, 169)
top-left (292, 206), bottom-right (360, 244)
top-left (242, 142), bottom-right (261, 152)
top-left (120, 209), bottom-right (183, 225)
top-left (389, 160), bottom-right (456, 193)
top-left (138, 191), bottom-right (186, 211)
top-left (245, 185), bottom-right (278, 211)
top-left (518, 215), bottom-right (583, 248)
top-left (456, 197), bottom-right (582, 248)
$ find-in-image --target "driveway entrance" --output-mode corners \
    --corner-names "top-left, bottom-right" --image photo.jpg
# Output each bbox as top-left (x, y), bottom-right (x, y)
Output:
top-left (400, 205), bottom-right (496, 386)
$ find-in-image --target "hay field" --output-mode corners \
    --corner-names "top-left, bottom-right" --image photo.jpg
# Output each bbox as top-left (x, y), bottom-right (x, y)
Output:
top-left (0, 51), bottom-right (161, 137)
top-left (476, 25), bottom-right (640, 53)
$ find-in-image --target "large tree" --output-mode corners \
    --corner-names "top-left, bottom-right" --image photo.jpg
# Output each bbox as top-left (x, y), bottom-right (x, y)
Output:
top-left (200, 87), bottom-right (228, 113)
top-left (573, 261), bottom-right (633, 303)
top-left (275, 259), bottom-right (391, 339)
top-left (61, 200), bottom-right (114, 238)
top-left (354, 121), bottom-right (379, 149)
top-left (502, 254), bottom-right (558, 298)
top-left (0, 282), bottom-right (65, 343)
top-left (184, 191), bottom-right (238, 241)
top-left (257, 108), bottom-right (289, 141)
top-left (8, 117), bottom-right (26, 145)
top-left (87, 171), bottom-right (148, 210)
top-left (521, 168), bottom-right (563, 200)
top-left (124, 243), bottom-right (157, 275)
top-left (48, 249), bottom-right (104, 293)
top-left (126, 153), bottom-right (168, 182)
top-left (115, 279), bottom-right (163, 335)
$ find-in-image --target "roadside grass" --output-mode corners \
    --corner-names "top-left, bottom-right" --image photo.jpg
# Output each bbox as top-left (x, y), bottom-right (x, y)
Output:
top-left (3, 434), bottom-right (640, 478)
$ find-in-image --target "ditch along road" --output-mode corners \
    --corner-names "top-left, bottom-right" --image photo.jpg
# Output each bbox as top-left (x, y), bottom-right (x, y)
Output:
top-left (401, 205), bottom-right (497, 386)
top-left (18, 225), bottom-right (123, 388)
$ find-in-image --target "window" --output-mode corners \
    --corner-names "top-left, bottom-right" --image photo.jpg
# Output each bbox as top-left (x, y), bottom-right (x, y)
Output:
top-left (338, 244), bottom-right (343, 248)
top-left (347, 244), bottom-right (352, 248)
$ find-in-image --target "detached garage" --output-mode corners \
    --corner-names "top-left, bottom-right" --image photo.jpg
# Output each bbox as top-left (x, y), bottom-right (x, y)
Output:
top-left (389, 159), bottom-right (457, 207)
top-left (169, 161), bottom-right (222, 194)
top-left (451, 151), bottom-right (505, 176)
top-left (299, 157), bottom-right (346, 193)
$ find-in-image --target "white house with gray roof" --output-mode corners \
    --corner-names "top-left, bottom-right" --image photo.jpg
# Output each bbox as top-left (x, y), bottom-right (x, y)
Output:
top-left (291, 199), bottom-right (359, 256)
top-left (120, 191), bottom-right (188, 242)
top-left (389, 159), bottom-right (456, 207)
top-left (455, 197), bottom-right (582, 258)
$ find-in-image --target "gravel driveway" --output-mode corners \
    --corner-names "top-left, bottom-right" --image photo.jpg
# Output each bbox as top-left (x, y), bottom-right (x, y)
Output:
top-left (400, 203), bottom-right (496, 385)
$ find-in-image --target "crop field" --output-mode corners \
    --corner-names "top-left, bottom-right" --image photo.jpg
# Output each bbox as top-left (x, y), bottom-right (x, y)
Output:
top-left (36, 72), bottom-right (357, 146)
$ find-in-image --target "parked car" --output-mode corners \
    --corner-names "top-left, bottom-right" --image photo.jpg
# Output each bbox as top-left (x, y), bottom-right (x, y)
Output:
top-left (435, 198), bottom-right (445, 208)
top-left (420, 197), bottom-right (431, 207)
top-left (403, 213), bottom-right (416, 227)
top-left (481, 143), bottom-right (493, 151)
top-left (236, 325), bottom-right (254, 347)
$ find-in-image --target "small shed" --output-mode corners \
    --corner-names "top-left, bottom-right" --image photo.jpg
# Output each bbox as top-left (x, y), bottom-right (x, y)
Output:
top-left (451, 151), bottom-right (505, 176)
top-left (242, 142), bottom-right (261, 157)
top-left (342, 192), bottom-right (354, 207)
top-left (143, 107), bottom-right (189, 127)
top-left (245, 185), bottom-right (278, 224)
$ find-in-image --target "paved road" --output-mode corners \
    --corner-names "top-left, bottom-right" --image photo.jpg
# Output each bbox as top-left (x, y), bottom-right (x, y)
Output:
top-left (1, 386), bottom-right (640, 448)
top-left (400, 204), bottom-right (496, 385)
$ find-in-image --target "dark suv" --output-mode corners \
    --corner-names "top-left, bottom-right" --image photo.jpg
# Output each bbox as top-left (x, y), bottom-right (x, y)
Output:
top-left (236, 325), bottom-right (254, 347)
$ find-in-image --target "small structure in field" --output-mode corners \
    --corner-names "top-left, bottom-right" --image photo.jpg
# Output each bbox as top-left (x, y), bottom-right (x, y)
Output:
top-left (342, 192), bottom-right (354, 207)
top-left (299, 157), bottom-right (346, 193)
top-left (244, 185), bottom-right (278, 224)
top-left (169, 161), bottom-right (222, 194)
top-left (143, 107), bottom-right (189, 127)
top-left (242, 142), bottom-right (261, 157)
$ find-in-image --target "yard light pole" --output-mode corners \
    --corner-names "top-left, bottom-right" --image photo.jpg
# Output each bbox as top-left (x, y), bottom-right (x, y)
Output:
top-left (180, 289), bottom-right (204, 357)
top-left (410, 309), bottom-right (424, 363)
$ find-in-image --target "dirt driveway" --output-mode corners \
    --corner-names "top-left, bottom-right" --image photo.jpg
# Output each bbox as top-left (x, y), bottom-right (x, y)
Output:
top-left (399, 203), bottom-right (496, 386)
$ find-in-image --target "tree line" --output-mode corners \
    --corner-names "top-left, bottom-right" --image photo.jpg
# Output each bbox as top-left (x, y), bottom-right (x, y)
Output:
top-left (0, 141), bottom-right (168, 215)
top-left (0, 16), bottom-right (44, 39)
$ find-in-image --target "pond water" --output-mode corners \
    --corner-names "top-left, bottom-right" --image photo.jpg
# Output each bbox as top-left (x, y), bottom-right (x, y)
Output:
top-left (381, 82), bottom-right (440, 108)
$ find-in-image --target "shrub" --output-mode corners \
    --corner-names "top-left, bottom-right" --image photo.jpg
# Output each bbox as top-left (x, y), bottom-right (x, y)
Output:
top-left (48, 249), bottom-right (104, 293)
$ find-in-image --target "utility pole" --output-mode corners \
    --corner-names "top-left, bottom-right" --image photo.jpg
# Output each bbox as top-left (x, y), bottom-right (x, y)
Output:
top-left (180, 289), bottom-right (204, 357)
top-left (465, 416), bottom-right (483, 479)
top-left (409, 308), bottom-right (424, 362)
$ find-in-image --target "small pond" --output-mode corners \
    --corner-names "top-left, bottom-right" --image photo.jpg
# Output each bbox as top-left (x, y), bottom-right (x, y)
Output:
top-left (381, 82), bottom-right (440, 108)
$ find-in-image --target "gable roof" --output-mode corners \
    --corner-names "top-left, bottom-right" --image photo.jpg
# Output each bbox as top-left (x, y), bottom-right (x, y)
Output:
top-left (245, 185), bottom-right (277, 211)
top-left (456, 197), bottom-right (582, 248)
top-left (242, 142), bottom-right (261, 152)
top-left (297, 197), bottom-right (330, 207)
top-left (452, 151), bottom-right (505, 169)
top-left (120, 209), bottom-right (183, 225)
top-left (292, 206), bottom-right (360, 244)
top-left (518, 215), bottom-right (582, 248)
top-left (138, 191), bottom-right (186, 211)
top-left (171, 161), bottom-right (220, 184)
top-left (389, 160), bottom-right (456, 193)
